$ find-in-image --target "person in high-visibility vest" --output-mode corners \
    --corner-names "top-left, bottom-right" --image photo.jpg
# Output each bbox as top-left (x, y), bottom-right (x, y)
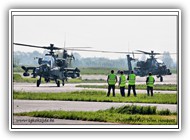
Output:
top-left (119, 71), bottom-right (126, 97)
top-left (146, 72), bottom-right (155, 96)
top-left (127, 70), bottom-right (137, 97)
top-left (107, 70), bottom-right (118, 97)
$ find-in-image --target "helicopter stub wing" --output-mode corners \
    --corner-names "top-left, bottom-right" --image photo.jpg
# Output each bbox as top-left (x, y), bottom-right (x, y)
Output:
top-left (21, 66), bottom-right (36, 71)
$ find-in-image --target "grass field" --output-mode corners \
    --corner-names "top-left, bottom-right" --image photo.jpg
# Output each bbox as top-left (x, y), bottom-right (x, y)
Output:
top-left (13, 66), bottom-right (120, 75)
top-left (14, 105), bottom-right (177, 125)
top-left (13, 73), bottom-right (106, 83)
top-left (79, 67), bottom-right (120, 75)
top-left (13, 73), bottom-right (42, 83)
top-left (13, 66), bottom-right (177, 75)
top-left (13, 90), bottom-right (177, 104)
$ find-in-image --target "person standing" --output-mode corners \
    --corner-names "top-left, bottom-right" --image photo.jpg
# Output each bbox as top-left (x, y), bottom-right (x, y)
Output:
top-left (127, 70), bottom-right (137, 97)
top-left (146, 72), bottom-right (155, 96)
top-left (107, 70), bottom-right (117, 97)
top-left (119, 71), bottom-right (126, 97)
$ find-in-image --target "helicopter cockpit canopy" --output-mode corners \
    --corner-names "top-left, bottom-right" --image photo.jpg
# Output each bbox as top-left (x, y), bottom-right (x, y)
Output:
top-left (156, 59), bottom-right (165, 67)
top-left (39, 56), bottom-right (55, 68)
top-left (157, 59), bottom-right (164, 64)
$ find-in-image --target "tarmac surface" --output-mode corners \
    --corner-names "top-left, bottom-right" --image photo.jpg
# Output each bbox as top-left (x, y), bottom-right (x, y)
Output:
top-left (13, 82), bottom-right (177, 94)
top-left (14, 100), bottom-right (177, 113)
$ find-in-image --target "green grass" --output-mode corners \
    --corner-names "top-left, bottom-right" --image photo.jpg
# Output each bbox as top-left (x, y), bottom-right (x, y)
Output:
top-left (170, 68), bottom-right (177, 74)
top-left (14, 105), bottom-right (177, 125)
top-left (67, 78), bottom-right (106, 83)
top-left (13, 66), bottom-right (24, 73)
top-left (13, 66), bottom-right (177, 75)
top-left (13, 73), bottom-right (106, 83)
top-left (13, 73), bottom-right (41, 83)
top-left (13, 67), bottom-right (120, 75)
top-left (76, 84), bottom-right (177, 91)
top-left (13, 90), bottom-right (177, 104)
top-left (79, 67), bottom-right (120, 75)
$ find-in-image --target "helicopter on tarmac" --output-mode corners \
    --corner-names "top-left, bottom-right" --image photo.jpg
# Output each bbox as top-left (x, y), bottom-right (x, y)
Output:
top-left (118, 50), bottom-right (174, 82)
top-left (58, 48), bottom-right (175, 82)
top-left (13, 42), bottom-right (87, 87)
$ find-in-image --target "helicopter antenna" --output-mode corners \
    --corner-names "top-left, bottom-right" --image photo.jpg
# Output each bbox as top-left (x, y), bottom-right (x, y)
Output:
top-left (64, 34), bottom-right (66, 50)
top-left (128, 41), bottom-right (130, 52)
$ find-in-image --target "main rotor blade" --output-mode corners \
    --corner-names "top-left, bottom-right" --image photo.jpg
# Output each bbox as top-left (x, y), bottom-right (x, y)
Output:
top-left (64, 47), bottom-right (92, 49)
top-left (136, 50), bottom-right (151, 54)
top-left (13, 42), bottom-right (64, 50)
top-left (65, 48), bottom-right (137, 54)
top-left (136, 50), bottom-right (161, 55)
top-left (13, 43), bottom-right (49, 49)
top-left (169, 53), bottom-right (177, 55)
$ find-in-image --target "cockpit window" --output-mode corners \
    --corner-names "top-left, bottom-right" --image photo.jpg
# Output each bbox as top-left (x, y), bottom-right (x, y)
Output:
top-left (157, 59), bottom-right (164, 64)
top-left (42, 56), bottom-right (55, 68)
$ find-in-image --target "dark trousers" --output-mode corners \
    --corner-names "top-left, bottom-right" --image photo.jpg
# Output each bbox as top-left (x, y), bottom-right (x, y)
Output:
top-left (120, 87), bottom-right (125, 97)
top-left (147, 86), bottom-right (153, 96)
top-left (107, 85), bottom-right (115, 96)
top-left (128, 85), bottom-right (136, 96)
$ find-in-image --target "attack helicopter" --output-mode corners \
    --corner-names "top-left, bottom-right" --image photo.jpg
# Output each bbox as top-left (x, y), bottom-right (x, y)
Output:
top-left (13, 42), bottom-right (86, 87)
top-left (59, 48), bottom-right (174, 82)
top-left (119, 50), bottom-right (173, 82)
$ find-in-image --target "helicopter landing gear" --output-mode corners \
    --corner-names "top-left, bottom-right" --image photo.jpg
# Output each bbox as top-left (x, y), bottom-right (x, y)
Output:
top-left (160, 76), bottom-right (163, 82)
top-left (157, 75), bottom-right (163, 82)
top-left (37, 77), bottom-right (41, 87)
top-left (62, 80), bottom-right (65, 86)
top-left (55, 80), bottom-right (60, 87)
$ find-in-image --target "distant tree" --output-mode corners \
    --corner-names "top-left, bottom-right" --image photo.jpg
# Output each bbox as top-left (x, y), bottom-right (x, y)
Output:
top-left (13, 57), bottom-right (20, 67)
top-left (139, 54), bottom-right (147, 61)
top-left (72, 52), bottom-right (81, 60)
top-left (161, 51), bottom-right (175, 69)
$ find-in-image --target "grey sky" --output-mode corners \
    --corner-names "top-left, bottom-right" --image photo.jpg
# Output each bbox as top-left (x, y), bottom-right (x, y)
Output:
top-left (13, 12), bottom-right (177, 60)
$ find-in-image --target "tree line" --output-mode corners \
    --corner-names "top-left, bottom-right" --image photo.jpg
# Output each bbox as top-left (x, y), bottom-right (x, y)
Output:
top-left (13, 51), bottom-right (176, 69)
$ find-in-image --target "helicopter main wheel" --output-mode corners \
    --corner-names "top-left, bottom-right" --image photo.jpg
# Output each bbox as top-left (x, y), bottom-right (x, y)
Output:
top-left (160, 76), bottom-right (163, 82)
top-left (62, 80), bottom-right (65, 86)
top-left (56, 80), bottom-right (60, 87)
top-left (37, 79), bottom-right (41, 87)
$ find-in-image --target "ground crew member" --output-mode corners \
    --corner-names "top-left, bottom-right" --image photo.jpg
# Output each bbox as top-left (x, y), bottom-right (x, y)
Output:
top-left (119, 71), bottom-right (126, 97)
top-left (127, 70), bottom-right (137, 97)
top-left (107, 70), bottom-right (117, 97)
top-left (146, 72), bottom-right (155, 96)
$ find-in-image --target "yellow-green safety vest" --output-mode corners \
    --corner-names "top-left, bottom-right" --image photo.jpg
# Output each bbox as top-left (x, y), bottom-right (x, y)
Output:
top-left (120, 75), bottom-right (126, 87)
top-left (147, 76), bottom-right (154, 87)
top-left (108, 74), bottom-right (117, 85)
top-left (128, 73), bottom-right (136, 85)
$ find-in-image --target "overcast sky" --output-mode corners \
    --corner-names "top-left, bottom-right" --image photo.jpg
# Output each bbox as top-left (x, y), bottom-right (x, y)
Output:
top-left (13, 11), bottom-right (178, 60)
